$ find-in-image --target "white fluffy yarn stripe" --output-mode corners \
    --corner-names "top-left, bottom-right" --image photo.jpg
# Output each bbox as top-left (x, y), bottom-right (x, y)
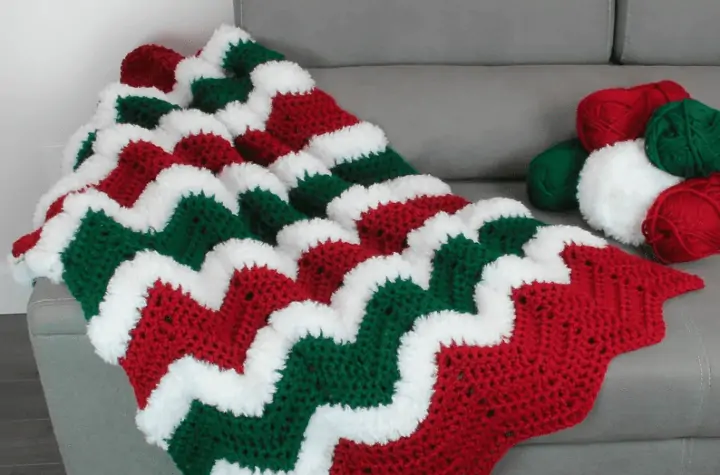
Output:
top-left (327, 175), bottom-right (452, 231)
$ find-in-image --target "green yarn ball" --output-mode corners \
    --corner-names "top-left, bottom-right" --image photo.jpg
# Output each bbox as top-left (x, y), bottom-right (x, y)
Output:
top-left (527, 138), bottom-right (588, 211)
top-left (645, 98), bottom-right (720, 178)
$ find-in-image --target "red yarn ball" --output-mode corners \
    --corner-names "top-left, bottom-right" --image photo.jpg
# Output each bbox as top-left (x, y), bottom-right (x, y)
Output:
top-left (642, 173), bottom-right (720, 263)
top-left (576, 80), bottom-right (690, 152)
top-left (120, 44), bottom-right (183, 93)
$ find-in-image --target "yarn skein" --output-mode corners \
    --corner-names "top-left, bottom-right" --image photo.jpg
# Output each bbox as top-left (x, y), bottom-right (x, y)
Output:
top-left (644, 99), bottom-right (720, 179)
top-left (576, 80), bottom-right (689, 152)
top-left (576, 139), bottom-right (682, 246)
top-left (526, 138), bottom-right (588, 211)
top-left (642, 173), bottom-right (720, 263)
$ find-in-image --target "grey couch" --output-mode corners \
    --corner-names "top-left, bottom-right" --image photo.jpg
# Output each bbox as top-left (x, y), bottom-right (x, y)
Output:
top-left (27, 0), bottom-right (720, 474)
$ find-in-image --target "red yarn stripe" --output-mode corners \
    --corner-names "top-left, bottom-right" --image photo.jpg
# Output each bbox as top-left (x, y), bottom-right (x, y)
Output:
top-left (231, 90), bottom-right (361, 166)
top-left (235, 130), bottom-right (293, 167)
top-left (172, 134), bottom-right (245, 171)
top-left (41, 136), bottom-right (242, 223)
top-left (329, 245), bottom-right (704, 475)
top-left (356, 195), bottom-right (471, 254)
top-left (11, 229), bottom-right (42, 258)
top-left (264, 89), bottom-right (360, 151)
top-left (297, 241), bottom-right (379, 304)
top-left (120, 266), bottom-right (308, 408)
top-left (120, 44), bottom-right (184, 93)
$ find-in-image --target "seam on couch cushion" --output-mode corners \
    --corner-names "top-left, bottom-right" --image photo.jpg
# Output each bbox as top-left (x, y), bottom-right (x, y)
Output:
top-left (613, 0), bottom-right (630, 62)
top-left (605, 0), bottom-right (615, 62)
top-left (684, 308), bottom-right (713, 436)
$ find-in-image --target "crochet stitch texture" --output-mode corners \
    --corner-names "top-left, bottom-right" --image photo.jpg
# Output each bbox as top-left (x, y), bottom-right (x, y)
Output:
top-left (10, 25), bottom-right (705, 475)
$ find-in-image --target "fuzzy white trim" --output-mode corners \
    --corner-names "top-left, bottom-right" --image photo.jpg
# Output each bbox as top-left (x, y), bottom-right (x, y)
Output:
top-left (22, 165), bottom-right (240, 283)
top-left (167, 56), bottom-right (225, 107)
top-left (199, 24), bottom-right (254, 71)
top-left (276, 218), bottom-right (361, 262)
top-left (219, 162), bottom-right (289, 202)
top-left (269, 151), bottom-right (333, 190)
top-left (576, 139), bottom-right (682, 246)
top-left (32, 125), bottom-right (172, 228)
top-left (61, 123), bottom-right (97, 176)
top-left (214, 93), bottom-right (268, 137)
top-left (454, 197), bottom-right (533, 231)
top-left (251, 60), bottom-right (315, 96)
top-left (306, 122), bottom-right (389, 168)
top-left (159, 109), bottom-right (233, 148)
top-left (524, 225), bottom-right (607, 262)
top-left (8, 253), bottom-right (34, 286)
top-left (128, 222), bottom-right (604, 474)
top-left (92, 83), bottom-right (173, 129)
top-left (93, 124), bottom-right (171, 161)
top-left (386, 175), bottom-right (451, 200)
top-left (326, 175), bottom-right (452, 231)
top-left (88, 238), bottom-right (297, 365)
top-left (33, 155), bottom-right (116, 228)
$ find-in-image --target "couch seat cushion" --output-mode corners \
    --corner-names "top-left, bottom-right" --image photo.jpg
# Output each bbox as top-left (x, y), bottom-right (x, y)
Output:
top-left (26, 181), bottom-right (720, 444)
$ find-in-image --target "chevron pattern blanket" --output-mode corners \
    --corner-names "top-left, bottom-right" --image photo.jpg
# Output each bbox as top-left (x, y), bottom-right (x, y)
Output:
top-left (10, 25), bottom-right (704, 475)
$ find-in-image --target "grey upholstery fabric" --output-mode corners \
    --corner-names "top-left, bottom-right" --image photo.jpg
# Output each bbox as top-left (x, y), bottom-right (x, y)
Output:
top-left (237, 0), bottom-right (614, 66)
top-left (31, 334), bottom-right (179, 475)
top-left (309, 65), bottom-right (720, 180)
top-left (28, 181), bottom-right (720, 454)
top-left (28, 280), bottom-right (83, 335)
top-left (615, 0), bottom-right (720, 65)
top-left (495, 439), bottom-right (720, 475)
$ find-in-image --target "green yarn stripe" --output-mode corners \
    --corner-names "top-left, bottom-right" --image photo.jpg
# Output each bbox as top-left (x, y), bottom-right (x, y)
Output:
top-left (427, 236), bottom-right (503, 313)
top-left (115, 96), bottom-right (182, 129)
top-left (428, 217), bottom-right (545, 314)
top-left (74, 131), bottom-right (98, 171)
top-left (330, 147), bottom-right (418, 186)
top-left (220, 39), bottom-right (285, 77)
top-left (241, 189), bottom-right (306, 244)
top-left (288, 174), bottom-right (352, 218)
top-left (477, 217), bottom-right (547, 256)
top-left (189, 77), bottom-right (253, 115)
top-left (166, 216), bottom-right (544, 474)
top-left (60, 189), bottom-right (302, 319)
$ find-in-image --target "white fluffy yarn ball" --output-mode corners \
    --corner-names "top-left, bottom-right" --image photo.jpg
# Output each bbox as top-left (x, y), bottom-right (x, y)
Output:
top-left (576, 139), bottom-right (682, 246)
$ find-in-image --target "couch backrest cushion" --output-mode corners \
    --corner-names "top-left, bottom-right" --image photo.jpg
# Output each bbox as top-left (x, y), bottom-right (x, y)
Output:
top-left (615, 0), bottom-right (720, 65)
top-left (237, 0), bottom-right (615, 67)
top-left (310, 64), bottom-right (720, 180)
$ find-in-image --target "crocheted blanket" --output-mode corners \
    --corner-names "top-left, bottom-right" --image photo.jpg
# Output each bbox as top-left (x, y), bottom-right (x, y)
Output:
top-left (10, 25), bottom-right (705, 475)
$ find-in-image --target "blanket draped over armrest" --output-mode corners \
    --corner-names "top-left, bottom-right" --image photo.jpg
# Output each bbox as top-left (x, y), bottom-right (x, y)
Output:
top-left (9, 25), bottom-right (704, 475)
